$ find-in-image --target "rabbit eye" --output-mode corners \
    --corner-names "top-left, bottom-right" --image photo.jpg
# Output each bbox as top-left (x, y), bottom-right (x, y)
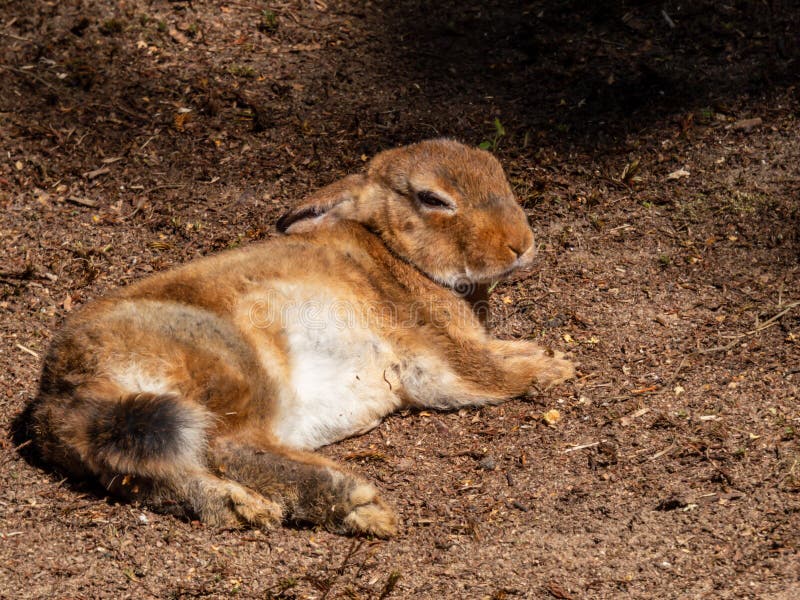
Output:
top-left (416, 191), bottom-right (452, 210)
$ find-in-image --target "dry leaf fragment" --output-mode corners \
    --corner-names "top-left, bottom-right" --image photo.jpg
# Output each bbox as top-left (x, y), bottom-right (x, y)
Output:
top-left (174, 112), bottom-right (190, 131)
top-left (620, 408), bottom-right (649, 427)
top-left (666, 168), bottom-right (690, 181)
top-left (547, 580), bottom-right (574, 600)
top-left (542, 409), bottom-right (561, 426)
top-left (169, 28), bottom-right (189, 44)
top-left (619, 158), bottom-right (641, 184)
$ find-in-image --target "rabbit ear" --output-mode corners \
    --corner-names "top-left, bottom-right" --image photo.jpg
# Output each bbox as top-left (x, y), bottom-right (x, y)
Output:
top-left (277, 174), bottom-right (367, 234)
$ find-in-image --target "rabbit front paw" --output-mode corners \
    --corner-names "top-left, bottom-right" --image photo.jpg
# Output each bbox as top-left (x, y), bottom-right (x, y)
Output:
top-left (532, 349), bottom-right (576, 390)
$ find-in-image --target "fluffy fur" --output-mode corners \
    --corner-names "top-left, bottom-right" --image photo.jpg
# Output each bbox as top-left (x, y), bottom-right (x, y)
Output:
top-left (25, 139), bottom-right (574, 537)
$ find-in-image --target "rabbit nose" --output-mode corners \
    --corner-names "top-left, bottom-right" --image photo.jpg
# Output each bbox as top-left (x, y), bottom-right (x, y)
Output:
top-left (508, 244), bottom-right (524, 259)
top-left (509, 240), bottom-right (535, 263)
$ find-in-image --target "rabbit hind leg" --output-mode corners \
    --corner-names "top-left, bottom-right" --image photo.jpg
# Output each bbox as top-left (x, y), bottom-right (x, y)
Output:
top-left (32, 389), bottom-right (282, 529)
top-left (88, 393), bottom-right (283, 528)
top-left (208, 434), bottom-right (398, 537)
top-left (104, 467), bottom-right (284, 529)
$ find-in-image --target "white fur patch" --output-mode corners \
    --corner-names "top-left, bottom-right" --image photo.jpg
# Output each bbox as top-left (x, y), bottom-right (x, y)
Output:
top-left (264, 284), bottom-right (403, 450)
top-left (104, 364), bottom-right (209, 473)
top-left (112, 364), bottom-right (174, 396)
top-left (398, 353), bottom-right (480, 409)
top-left (172, 404), bottom-right (211, 468)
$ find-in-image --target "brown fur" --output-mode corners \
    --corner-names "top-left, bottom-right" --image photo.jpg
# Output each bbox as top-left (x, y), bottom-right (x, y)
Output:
top-left (25, 139), bottom-right (574, 537)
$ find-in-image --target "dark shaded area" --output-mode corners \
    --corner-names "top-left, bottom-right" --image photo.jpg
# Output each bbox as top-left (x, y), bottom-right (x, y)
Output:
top-left (1, 1), bottom-right (797, 180)
top-left (9, 400), bottom-right (45, 468)
top-left (6, 0), bottom-right (796, 262)
top-left (376, 0), bottom-right (798, 147)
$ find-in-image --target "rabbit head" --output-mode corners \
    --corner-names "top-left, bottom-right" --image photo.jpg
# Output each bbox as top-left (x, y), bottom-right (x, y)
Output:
top-left (276, 139), bottom-right (535, 290)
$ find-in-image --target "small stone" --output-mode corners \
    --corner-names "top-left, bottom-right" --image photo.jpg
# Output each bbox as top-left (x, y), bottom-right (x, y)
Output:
top-left (478, 455), bottom-right (496, 471)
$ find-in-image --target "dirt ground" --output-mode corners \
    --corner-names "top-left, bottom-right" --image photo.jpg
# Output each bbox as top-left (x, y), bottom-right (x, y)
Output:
top-left (1, 1), bottom-right (799, 598)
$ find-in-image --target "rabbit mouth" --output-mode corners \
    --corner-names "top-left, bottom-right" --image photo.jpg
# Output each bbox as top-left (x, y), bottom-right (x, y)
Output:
top-left (464, 262), bottom-right (528, 286)
top-left (441, 262), bottom-right (528, 294)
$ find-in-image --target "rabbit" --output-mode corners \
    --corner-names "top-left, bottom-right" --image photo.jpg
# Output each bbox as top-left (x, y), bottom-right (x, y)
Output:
top-left (25, 139), bottom-right (575, 538)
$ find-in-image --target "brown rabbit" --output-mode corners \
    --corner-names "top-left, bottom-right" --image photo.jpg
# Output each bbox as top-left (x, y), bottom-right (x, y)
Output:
top-left (25, 139), bottom-right (574, 537)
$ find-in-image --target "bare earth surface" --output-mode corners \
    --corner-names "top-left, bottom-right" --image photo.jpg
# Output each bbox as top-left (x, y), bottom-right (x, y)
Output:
top-left (1, 1), bottom-right (799, 598)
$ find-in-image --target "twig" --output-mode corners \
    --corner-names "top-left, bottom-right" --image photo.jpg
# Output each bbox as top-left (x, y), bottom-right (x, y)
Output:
top-left (0, 19), bottom-right (32, 43)
top-left (0, 439), bottom-right (32, 469)
top-left (146, 184), bottom-right (186, 194)
top-left (563, 441), bottom-right (601, 453)
top-left (378, 571), bottom-right (401, 599)
top-left (666, 356), bottom-right (688, 385)
top-left (0, 532), bottom-right (24, 539)
top-left (720, 301), bottom-right (799, 339)
top-left (318, 539), bottom-right (364, 600)
top-left (16, 343), bottom-right (39, 358)
top-left (696, 339), bottom-right (740, 355)
top-left (0, 65), bottom-right (56, 89)
top-left (0, 266), bottom-right (36, 280)
top-left (696, 300), bottom-right (799, 354)
top-left (705, 449), bottom-right (734, 486)
top-left (138, 129), bottom-right (160, 152)
top-left (336, 539), bottom-right (363, 576)
top-left (630, 385), bottom-right (658, 395)
top-left (0, 278), bottom-right (26, 287)
top-left (0, 31), bottom-right (32, 42)
top-left (650, 443), bottom-right (676, 461)
top-left (83, 166), bottom-right (111, 180)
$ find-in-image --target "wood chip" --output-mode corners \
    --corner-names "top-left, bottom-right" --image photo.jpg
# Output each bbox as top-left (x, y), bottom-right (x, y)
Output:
top-left (655, 313), bottom-right (676, 327)
top-left (66, 196), bottom-right (98, 208)
top-left (83, 166), bottom-right (110, 180)
top-left (732, 117), bottom-right (762, 131)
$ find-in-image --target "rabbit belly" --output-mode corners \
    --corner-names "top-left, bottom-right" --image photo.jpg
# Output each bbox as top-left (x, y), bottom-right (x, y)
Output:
top-left (269, 317), bottom-right (403, 450)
